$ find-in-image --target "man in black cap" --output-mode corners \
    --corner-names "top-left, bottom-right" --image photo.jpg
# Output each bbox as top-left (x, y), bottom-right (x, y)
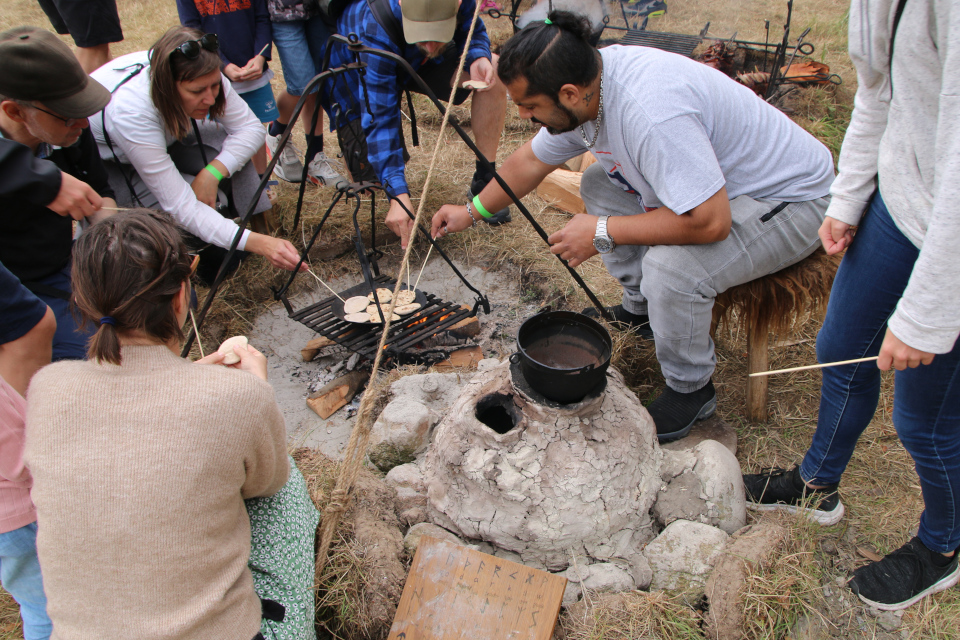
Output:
top-left (0, 25), bottom-right (116, 361)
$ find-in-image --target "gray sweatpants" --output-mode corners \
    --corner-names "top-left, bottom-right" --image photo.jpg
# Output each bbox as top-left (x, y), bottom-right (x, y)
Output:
top-left (580, 162), bottom-right (829, 392)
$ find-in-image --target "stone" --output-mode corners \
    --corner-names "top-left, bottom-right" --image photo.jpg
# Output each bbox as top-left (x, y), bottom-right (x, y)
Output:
top-left (578, 562), bottom-right (636, 593)
top-left (703, 521), bottom-right (786, 640)
top-left (389, 372), bottom-right (465, 411)
top-left (403, 522), bottom-right (464, 555)
top-left (876, 611), bottom-right (902, 632)
top-left (561, 580), bottom-right (582, 606)
top-left (476, 358), bottom-right (501, 372)
top-left (384, 462), bottom-right (428, 526)
top-left (661, 414), bottom-right (737, 455)
top-left (642, 520), bottom-right (729, 591)
top-left (654, 441), bottom-right (746, 534)
top-left (368, 397), bottom-right (436, 471)
top-left (422, 362), bottom-right (662, 571)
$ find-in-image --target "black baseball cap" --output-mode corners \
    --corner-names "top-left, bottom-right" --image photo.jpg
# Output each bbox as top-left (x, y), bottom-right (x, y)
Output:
top-left (0, 26), bottom-right (110, 119)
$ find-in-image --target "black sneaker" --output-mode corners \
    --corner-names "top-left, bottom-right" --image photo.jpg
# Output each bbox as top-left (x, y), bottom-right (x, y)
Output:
top-left (742, 465), bottom-right (844, 526)
top-left (469, 177), bottom-right (511, 226)
top-left (849, 537), bottom-right (960, 610)
top-left (581, 304), bottom-right (654, 339)
top-left (647, 380), bottom-right (716, 442)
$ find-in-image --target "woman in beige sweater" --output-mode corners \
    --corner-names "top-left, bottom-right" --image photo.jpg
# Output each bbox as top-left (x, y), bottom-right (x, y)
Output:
top-left (25, 210), bottom-right (290, 640)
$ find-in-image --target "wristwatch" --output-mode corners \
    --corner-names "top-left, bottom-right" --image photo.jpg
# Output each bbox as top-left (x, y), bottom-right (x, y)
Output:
top-left (593, 216), bottom-right (616, 254)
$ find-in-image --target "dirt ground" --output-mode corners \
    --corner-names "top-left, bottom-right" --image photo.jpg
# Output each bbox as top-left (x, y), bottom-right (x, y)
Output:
top-left (3, 0), bottom-right (959, 638)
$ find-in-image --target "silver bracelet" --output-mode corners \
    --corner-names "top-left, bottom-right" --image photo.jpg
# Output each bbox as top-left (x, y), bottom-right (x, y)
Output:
top-left (465, 201), bottom-right (479, 227)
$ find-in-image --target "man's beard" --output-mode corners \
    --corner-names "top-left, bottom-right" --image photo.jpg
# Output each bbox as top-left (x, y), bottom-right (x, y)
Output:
top-left (417, 41), bottom-right (453, 60)
top-left (532, 102), bottom-right (581, 135)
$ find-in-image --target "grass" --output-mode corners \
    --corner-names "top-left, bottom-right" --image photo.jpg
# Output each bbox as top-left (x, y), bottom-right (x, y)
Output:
top-left (3, 0), bottom-right (958, 638)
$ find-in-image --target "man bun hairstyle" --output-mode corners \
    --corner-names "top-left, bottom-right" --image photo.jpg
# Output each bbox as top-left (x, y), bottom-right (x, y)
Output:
top-left (149, 26), bottom-right (226, 140)
top-left (498, 10), bottom-right (600, 101)
top-left (72, 210), bottom-right (193, 365)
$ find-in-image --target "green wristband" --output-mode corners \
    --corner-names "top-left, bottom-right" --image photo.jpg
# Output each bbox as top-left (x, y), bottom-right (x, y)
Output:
top-left (472, 194), bottom-right (492, 219)
top-left (205, 164), bottom-right (224, 181)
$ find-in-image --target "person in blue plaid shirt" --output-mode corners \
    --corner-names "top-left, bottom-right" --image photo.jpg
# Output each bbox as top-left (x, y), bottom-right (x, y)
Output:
top-left (323, 0), bottom-right (510, 248)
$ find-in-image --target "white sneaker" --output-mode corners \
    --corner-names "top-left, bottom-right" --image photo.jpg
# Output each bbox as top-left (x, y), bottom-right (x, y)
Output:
top-left (307, 151), bottom-right (347, 188)
top-left (265, 132), bottom-right (304, 183)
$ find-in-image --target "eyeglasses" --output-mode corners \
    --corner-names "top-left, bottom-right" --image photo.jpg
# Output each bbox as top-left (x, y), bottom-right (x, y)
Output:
top-left (29, 104), bottom-right (84, 128)
top-left (172, 33), bottom-right (219, 60)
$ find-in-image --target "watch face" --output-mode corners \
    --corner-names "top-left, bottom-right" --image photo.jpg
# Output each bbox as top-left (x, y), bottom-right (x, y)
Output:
top-left (593, 237), bottom-right (614, 253)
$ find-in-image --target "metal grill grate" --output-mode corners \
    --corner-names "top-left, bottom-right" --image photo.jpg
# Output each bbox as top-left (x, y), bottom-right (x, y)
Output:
top-left (619, 29), bottom-right (703, 57)
top-left (291, 275), bottom-right (473, 362)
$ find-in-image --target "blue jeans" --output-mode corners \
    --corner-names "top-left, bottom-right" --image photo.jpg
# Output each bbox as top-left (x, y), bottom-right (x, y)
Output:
top-left (0, 522), bottom-right (51, 640)
top-left (272, 16), bottom-right (331, 96)
top-left (800, 192), bottom-right (960, 553)
top-left (33, 263), bottom-right (92, 361)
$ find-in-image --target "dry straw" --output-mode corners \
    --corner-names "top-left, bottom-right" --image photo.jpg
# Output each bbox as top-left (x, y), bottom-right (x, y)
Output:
top-left (313, 1), bottom-right (486, 575)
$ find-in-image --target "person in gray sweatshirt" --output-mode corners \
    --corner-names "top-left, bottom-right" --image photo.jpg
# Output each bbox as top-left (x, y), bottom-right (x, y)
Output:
top-left (744, 0), bottom-right (960, 611)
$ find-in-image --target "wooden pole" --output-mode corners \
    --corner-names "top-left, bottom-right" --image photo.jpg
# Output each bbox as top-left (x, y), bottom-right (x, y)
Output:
top-left (746, 322), bottom-right (769, 422)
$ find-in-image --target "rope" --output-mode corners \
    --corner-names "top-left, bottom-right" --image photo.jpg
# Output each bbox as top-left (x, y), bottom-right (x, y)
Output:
top-left (314, 1), bottom-right (486, 574)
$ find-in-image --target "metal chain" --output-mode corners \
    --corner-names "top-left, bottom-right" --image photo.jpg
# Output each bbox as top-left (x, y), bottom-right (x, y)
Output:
top-left (579, 68), bottom-right (604, 149)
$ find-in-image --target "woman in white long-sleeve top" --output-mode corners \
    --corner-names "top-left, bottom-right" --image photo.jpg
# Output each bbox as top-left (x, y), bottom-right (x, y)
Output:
top-left (89, 25), bottom-right (304, 278)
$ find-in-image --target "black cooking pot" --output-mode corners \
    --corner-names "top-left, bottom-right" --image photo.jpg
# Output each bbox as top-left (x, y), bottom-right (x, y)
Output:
top-left (510, 311), bottom-right (612, 404)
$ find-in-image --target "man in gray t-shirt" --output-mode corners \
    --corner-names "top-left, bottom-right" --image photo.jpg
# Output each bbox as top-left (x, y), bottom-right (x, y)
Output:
top-left (431, 12), bottom-right (834, 442)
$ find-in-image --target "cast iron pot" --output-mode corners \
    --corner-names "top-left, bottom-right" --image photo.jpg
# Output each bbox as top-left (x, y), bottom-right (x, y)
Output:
top-left (510, 310), bottom-right (612, 404)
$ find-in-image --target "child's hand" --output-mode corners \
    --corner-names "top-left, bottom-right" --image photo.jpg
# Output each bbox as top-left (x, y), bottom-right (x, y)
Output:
top-left (223, 63), bottom-right (245, 83)
top-left (240, 55), bottom-right (266, 81)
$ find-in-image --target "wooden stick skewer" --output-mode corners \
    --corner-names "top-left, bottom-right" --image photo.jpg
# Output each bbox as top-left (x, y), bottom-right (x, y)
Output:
top-left (749, 356), bottom-right (879, 378)
top-left (413, 243), bottom-right (435, 292)
top-left (189, 309), bottom-right (205, 358)
top-left (306, 268), bottom-right (345, 303)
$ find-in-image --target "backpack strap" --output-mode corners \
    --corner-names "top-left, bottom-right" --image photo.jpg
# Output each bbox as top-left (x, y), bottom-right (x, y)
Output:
top-left (364, 0), bottom-right (420, 148)
top-left (101, 63), bottom-right (147, 207)
top-left (366, 0), bottom-right (405, 49)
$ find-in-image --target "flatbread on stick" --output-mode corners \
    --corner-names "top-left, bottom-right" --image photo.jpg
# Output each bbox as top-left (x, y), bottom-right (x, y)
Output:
top-left (217, 336), bottom-right (249, 364)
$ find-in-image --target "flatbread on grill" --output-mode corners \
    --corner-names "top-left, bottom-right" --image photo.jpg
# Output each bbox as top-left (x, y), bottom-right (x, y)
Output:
top-left (367, 288), bottom-right (393, 303)
top-left (344, 312), bottom-right (371, 323)
top-left (343, 296), bottom-right (370, 314)
top-left (368, 310), bottom-right (401, 323)
top-left (394, 303), bottom-right (421, 315)
top-left (395, 290), bottom-right (416, 305)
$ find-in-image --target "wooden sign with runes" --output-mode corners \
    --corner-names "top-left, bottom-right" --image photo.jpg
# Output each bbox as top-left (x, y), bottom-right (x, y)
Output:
top-left (388, 536), bottom-right (567, 639)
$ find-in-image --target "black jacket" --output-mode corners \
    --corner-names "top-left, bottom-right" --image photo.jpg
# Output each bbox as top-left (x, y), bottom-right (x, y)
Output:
top-left (0, 130), bottom-right (115, 283)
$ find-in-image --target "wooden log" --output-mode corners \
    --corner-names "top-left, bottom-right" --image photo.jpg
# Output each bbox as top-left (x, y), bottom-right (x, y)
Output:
top-left (447, 305), bottom-right (481, 338)
top-left (537, 169), bottom-right (586, 215)
top-left (580, 151), bottom-right (597, 171)
top-left (433, 346), bottom-right (483, 371)
top-left (746, 322), bottom-right (769, 422)
top-left (301, 336), bottom-right (335, 362)
top-left (306, 370), bottom-right (368, 419)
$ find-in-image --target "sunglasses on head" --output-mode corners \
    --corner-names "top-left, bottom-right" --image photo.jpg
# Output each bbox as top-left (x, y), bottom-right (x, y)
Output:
top-left (172, 33), bottom-right (219, 60)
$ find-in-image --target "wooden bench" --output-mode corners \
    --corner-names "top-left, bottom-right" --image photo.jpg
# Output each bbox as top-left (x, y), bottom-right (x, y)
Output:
top-left (711, 249), bottom-right (841, 422)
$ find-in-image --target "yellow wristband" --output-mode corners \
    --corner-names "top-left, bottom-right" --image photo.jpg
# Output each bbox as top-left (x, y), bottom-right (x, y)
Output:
top-left (204, 164), bottom-right (224, 181)
top-left (472, 194), bottom-right (492, 219)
